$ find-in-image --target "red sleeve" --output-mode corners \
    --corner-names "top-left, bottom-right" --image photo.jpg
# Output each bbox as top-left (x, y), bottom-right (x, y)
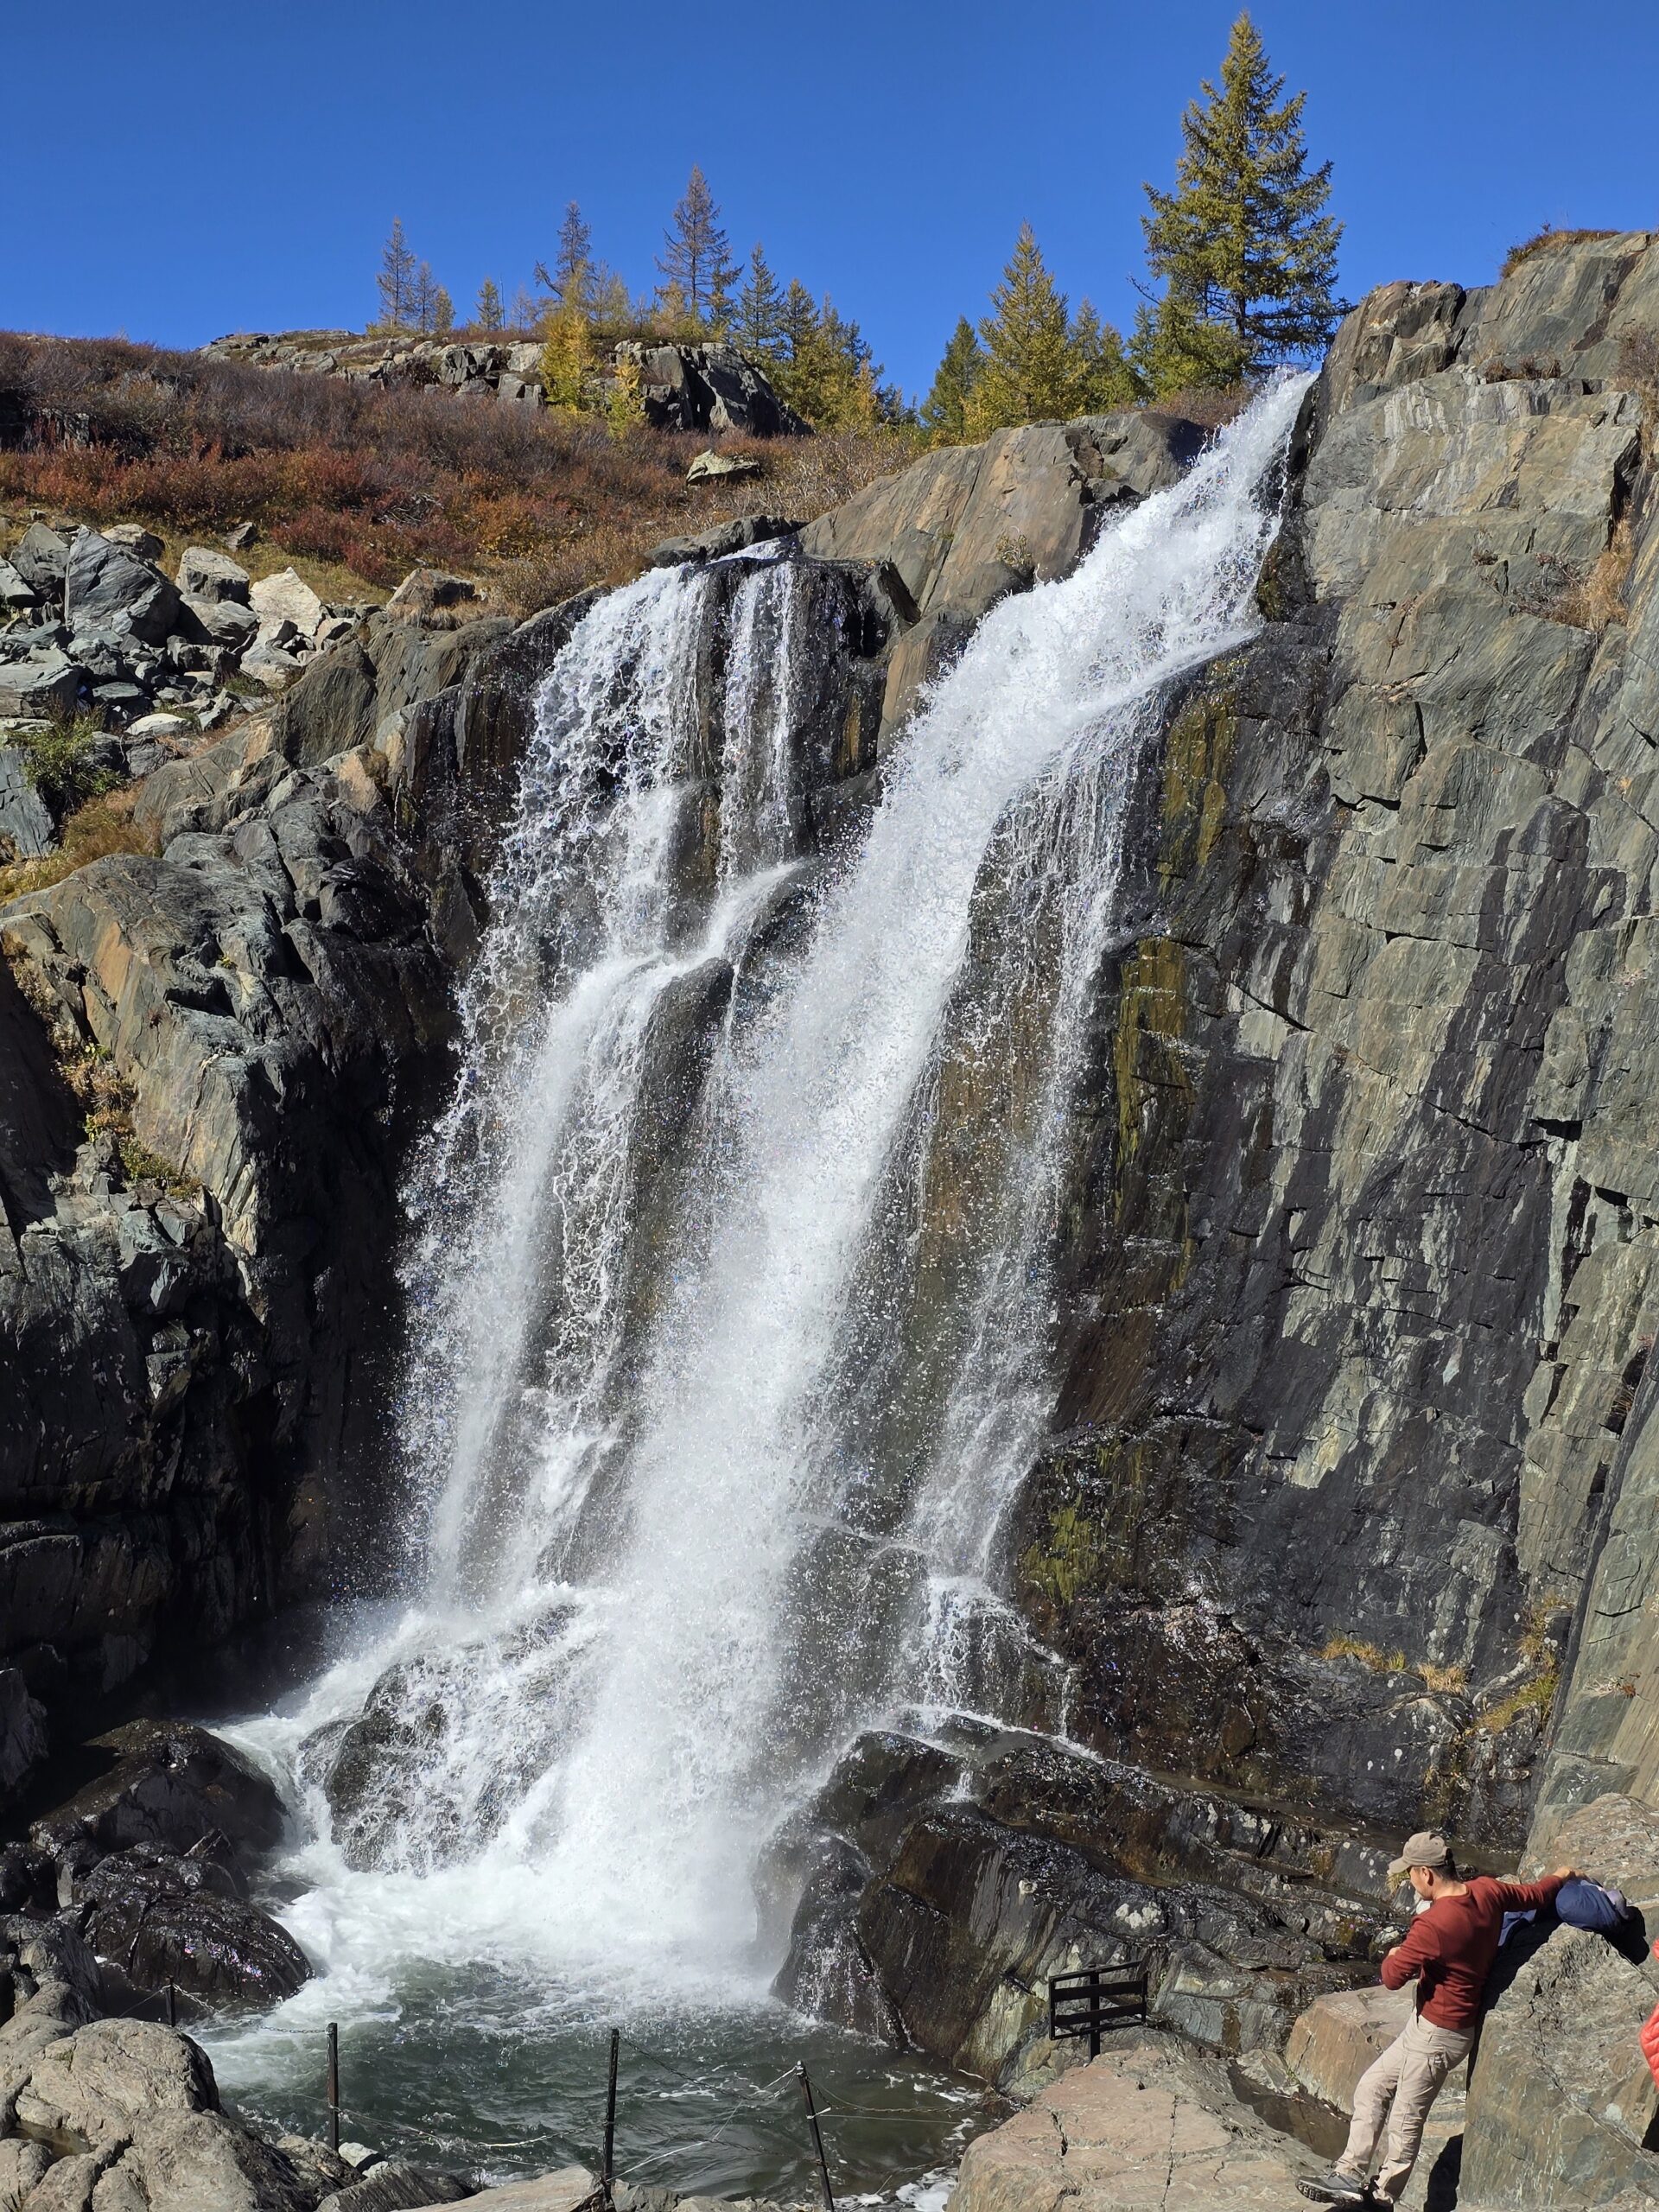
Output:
top-left (1492, 1873), bottom-right (1567, 1913)
top-left (1380, 1915), bottom-right (1441, 1988)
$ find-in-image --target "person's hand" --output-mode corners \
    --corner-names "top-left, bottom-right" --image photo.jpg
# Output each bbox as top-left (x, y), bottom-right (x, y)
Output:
top-left (1550, 1866), bottom-right (1580, 1880)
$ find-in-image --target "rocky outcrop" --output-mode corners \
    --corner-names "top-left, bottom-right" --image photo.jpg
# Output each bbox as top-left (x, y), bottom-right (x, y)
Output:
top-left (0, 522), bottom-right (386, 758)
top-left (1458, 1790), bottom-right (1659, 2206)
top-left (949, 2038), bottom-right (1321, 2212)
top-left (200, 331), bottom-right (809, 437)
top-left (800, 410), bottom-right (1203, 741)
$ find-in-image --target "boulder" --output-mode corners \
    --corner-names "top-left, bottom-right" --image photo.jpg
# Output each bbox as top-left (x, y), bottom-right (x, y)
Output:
top-left (0, 1669), bottom-right (48, 1801)
top-left (461, 2172), bottom-right (598, 2212)
top-left (950, 2038), bottom-right (1319, 2212)
top-left (224, 522), bottom-right (259, 555)
top-left (12, 2018), bottom-right (218, 2152)
top-left (383, 570), bottom-right (479, 626)
top-left (0, 2140), bottom-right (53, 2208)
top-left (63, 531), bottom-right (181, 646)
top-left (3, 1913), bottom-right (105, 2008)
top-left (279, 643), bottom-right (378, 767)
top-left (176, 550), bottom-right (251, 606)
top-left (96, 2109), bottom-right (318, 2211)
top-left (0, 741), bottom-right (55, 857)
top-left (241, 642), bottom-right (308, 689)
top-left (75, 1847), bottom-right (311, 2007)
top-left (249, 569), bottom-right (326, 640)
top-left (685, 449), bottom-right (761, 486)
top-left (0, 1981), bottom-right (99, 2107)
top-left (646, 517), bottom-right (798, 568)
top-left (315, 2162), bottom-right (474, 2209)
top-left (0, 664), bottom-right (79, 720)
top-left (183, 594), bottom-right (258, 652)
top-left (22, 2151), bottom-right (101, 2208)
top-left (1284, 1983), bottom-right (1415, 2111)
top-left (0, 559), bottom-right (39, 609)
top-left (102, 525), bottom-right (165, 565)
top-left (30, 1720), bottom-right (285, 1864)
top-left (9, 524), bottom-right (70, 594)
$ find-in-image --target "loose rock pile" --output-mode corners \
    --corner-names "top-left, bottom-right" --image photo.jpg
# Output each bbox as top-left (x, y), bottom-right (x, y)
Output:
top-left (200, 332), bottom-right (810, 437)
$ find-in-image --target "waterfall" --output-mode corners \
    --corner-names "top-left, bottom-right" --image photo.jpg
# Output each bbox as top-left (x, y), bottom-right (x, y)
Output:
top-left (248, 378), bottom-right (1306, 1996)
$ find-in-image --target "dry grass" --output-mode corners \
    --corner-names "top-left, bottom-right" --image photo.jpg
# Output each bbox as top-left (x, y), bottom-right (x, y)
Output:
top-left (0, 783), bottom-right (157, 905)
top-left (1514, 515), bottom-right (1636, 632)
top-left (0, 332), bottom-right (914, 617)
top-left (1501, 226), bottom-right (1624, 279)
top-left (1319, 1635), bottom-right (1467, 1694)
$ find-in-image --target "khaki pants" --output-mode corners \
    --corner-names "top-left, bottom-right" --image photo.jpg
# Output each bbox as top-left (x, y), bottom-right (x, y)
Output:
top-left (1336, 2013), bottom-right (1472, 2203)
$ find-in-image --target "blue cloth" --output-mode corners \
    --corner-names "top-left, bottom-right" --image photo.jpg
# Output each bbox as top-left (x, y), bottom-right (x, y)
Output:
top-left (1554, 1878), bottom-right (1630, 1934)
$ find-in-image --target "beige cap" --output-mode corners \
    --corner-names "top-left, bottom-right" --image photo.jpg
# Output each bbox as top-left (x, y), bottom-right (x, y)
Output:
top-left (1388, 1829), bottom-right (1453, 1882)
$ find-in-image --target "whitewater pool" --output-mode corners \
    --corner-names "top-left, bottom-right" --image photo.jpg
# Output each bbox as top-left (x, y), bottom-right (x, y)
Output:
top-left (179, 1607), bottom-right (993, 2201)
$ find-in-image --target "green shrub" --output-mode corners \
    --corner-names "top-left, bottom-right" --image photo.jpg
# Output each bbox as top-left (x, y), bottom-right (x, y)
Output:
top-left (15, 712), bottom-right (123, 816)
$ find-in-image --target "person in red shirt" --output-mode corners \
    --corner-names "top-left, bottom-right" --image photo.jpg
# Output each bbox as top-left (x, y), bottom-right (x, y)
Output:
top-left (1299, 1828), bottom-right (1577, 2206)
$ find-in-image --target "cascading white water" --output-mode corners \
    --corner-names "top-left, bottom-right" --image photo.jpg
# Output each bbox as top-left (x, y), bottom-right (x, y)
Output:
top-left (222, 379), bottom-right (1307, 2022)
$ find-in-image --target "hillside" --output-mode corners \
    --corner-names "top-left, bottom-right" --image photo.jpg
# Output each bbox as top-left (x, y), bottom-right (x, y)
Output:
top-left (0, 330), bottom-right (906, 615)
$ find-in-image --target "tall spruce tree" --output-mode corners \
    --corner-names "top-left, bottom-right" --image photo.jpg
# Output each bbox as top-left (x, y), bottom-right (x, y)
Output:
top-left (966, 225), bottom-right (1081, 434)
top-left (1138, 10), bottom-right (1343, 389)
top-left (1071, 300), bottom-right (1140, 410)
top-left (920, 318), bottom-right (986, 446)
top-left (376, 218), bottom-right (417, 329)
top-left (657, 166), bottom-right (740, 328)
top-left (734, 245), bottom-right (786, 359)
top-left (474, 276), bottom-right (505, 332)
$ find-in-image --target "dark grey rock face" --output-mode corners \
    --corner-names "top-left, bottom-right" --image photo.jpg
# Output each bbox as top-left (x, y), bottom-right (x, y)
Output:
top-left (63, 528), bottom-right (181, 646)
top-left (75, 1847), bottom-right (311, 2007)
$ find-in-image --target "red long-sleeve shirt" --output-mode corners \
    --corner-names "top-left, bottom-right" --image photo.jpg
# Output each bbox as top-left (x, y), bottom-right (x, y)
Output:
top-left (1379, 1873), bottom-right (1567, 2031)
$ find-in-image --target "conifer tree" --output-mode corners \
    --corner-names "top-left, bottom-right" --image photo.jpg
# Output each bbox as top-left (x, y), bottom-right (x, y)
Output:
top-left (966, 225), bottom-right (1081, 433)
top-left (920, 317), bottom-right (986, 446)
top-left (779, 279), bottom-right (819, 365)
top-left (1070, 300), bottom-right (1140, 410)
top-left (537, 201), bottom-right (594, 316)
top-left (540, 302), bottom-right (594, 411)
top-left (1139, 10), bottom-right (1344, 388)
top-left (432, 285), bottom-right (455, 338)
top-left (734, 245), bottom-right (786, 359)
top-left (474, 277), bottom-right (505, 332)
top-left (510, 284), bottom-right (539, 334)
top-left (657, 166), bottom-right (741, 329)
top-left (410, 261), bottom-right (442, 336)
top-left (376, 218), bottom-right (417, 329)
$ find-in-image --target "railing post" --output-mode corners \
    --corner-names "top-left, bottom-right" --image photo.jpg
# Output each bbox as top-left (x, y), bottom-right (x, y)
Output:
top-left (797, 2062), bottom-right (834, 2212)
top-left (602, 2027), bottom-right (620, 2199)
top-left (327, 2022), bottom-right (340, 2154)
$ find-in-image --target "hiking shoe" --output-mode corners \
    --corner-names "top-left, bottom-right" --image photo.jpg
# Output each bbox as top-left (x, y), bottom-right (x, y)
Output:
top-left (1296, 2177), bottom-right (1372, 2208)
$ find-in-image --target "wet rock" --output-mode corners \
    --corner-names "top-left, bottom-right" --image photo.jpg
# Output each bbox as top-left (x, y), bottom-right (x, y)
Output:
top-left (75, 1846), bottom-right (311, 2007)
top-left (645, 516), bottom-right (798, 568)
top-left (768, 1831), bottom-right (902, 2043)
top-left (315, 2161), bottom-right (474, 2208)
top-left (0, 1669), bottom-right (48, 1803)
top-left (32, 1722), bottom-right (284, 1863)
top-left (12, 2018), bottom-right (218, 2152)
top-left (462, 2171), bottom-right (599, 2212)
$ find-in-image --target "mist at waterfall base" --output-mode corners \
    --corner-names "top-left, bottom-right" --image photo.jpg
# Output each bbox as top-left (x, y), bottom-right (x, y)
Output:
top-left (200, 378), bottom-right (1308, 2193)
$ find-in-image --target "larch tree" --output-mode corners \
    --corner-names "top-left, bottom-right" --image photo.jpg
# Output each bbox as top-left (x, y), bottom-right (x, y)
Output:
top-left (410, 260), bottom-right (442, 336)
top-left (432, 285), bottom-right (455, 338)
top-left (376, 219), bottom-right (417, 329)
top-left (1070, 300), bottom-right (1141, 410)
top-left (920, 317), bottom-right (986, 446)
top-left (1137, 10), bottom-right (1344, 390)
top-left (966, 225), bottom-right (1081, 434)
top-left (657, 166), bottom-right (740, 328)
top-left (474, 277), bottom-right (505, 332)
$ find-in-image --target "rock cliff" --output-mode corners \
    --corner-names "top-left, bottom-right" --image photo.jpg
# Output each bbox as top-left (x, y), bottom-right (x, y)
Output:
top-left (7, 225), bottom-right (1659, 2208)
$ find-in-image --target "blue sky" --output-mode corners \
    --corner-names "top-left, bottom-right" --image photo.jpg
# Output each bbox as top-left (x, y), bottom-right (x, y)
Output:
top-left (12, 2), bottom-right (1657, 399)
